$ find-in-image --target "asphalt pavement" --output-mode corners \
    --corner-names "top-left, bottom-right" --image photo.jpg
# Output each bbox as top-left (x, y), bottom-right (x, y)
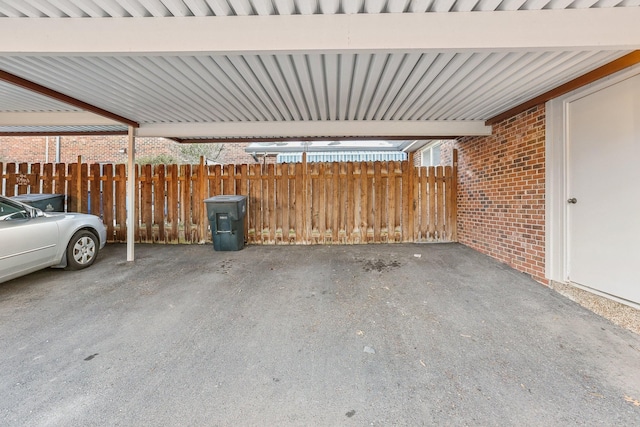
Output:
top-left (1, 243), bottom-right (639, 426)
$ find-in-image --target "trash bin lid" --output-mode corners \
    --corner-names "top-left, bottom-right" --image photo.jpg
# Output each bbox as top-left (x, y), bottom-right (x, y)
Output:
top-left (11, 193), bottom-right (63, 202)
top-left (204, 195), bottom-right (247, 203)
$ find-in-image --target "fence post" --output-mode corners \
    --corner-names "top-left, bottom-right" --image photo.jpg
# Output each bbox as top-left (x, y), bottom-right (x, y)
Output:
top-left (76, 155), bottom-right (82, 212)
top-left (408, 152), bottom-right (416, 242)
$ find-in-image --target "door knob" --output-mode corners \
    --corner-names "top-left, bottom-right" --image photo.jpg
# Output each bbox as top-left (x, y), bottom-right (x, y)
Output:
top-left (567, 198), bottom-right (577, 204)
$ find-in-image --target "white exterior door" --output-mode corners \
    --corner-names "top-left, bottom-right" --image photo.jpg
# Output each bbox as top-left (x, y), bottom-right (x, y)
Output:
top-left (566, 73), bottom-right (640, 304)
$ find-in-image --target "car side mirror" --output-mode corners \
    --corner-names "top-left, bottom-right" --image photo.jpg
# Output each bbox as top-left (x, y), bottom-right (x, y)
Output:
top-left (32, 208), bottom-right (45, 218)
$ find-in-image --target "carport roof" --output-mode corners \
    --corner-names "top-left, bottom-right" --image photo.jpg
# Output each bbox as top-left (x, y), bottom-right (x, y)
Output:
top-left (1, 0), bottom-right (639, 142)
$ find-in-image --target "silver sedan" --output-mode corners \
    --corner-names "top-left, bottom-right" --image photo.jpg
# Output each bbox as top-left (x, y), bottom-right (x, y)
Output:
top-left (0, 195), bottom-right (107, 284)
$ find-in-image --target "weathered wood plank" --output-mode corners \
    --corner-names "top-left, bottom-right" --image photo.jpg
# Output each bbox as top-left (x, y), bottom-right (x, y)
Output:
top-left (268, 163), bottom-right (276, 244)
top-left (42, 163), bottom-right (53, 194)
top-left (115, 164), bottom-right (127, 242)
top-left (428, 167), bottom-right (436, 241)
top-left (436, 166), bottom-right (445, 241)
top-left (154, 164), bottom-right (166, 243)
top-left (141, 164), bottom-right (153, 242)
top-left (294, 162), bottom-right (303, 244)
top-left (166, 164), bottom-right (178, 242)
top-left (103, 164), bottom-right (114, 241)
top-left (89, 163), bottom-right (101, 217)
top-left (374, 161), bottom-right (382, 242)
top-left (420, 167), bottom-right (428, 241)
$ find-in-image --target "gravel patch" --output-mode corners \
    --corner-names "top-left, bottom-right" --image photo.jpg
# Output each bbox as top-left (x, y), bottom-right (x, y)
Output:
top-left (550, 281), bottom-right (640, 335)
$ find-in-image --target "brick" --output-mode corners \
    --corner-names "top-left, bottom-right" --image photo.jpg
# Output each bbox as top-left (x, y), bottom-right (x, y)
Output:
top-left (441, 104), bottom-right (546, 284)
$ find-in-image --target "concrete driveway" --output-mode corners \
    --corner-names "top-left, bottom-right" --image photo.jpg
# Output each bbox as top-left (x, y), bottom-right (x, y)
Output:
top-left (1, 243), bottom-right (639, 426)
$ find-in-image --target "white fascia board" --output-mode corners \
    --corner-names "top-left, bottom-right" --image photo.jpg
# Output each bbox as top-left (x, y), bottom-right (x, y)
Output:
top-left (0, 111), bottom-right (121, 126)
top-left (1, 9), bottom-right (639, 55)
top-left (136, 120), bottom-right (492, 138)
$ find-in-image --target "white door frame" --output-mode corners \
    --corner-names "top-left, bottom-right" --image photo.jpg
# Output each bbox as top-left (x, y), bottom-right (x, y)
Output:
top-left (546, 64), bottom-right (640, 300)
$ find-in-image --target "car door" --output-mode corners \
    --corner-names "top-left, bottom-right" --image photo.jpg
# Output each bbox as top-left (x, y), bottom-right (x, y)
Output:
top-left (0, 200), bottom-right (59, 281)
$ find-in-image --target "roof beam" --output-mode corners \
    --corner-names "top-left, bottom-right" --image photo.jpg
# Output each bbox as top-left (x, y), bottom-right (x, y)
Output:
top-left (0, 111), bottom-right (123, 126)
top-left (0, 130), bottom-right (127, 137)
top-left (1, 9), bottom-right (639, 55)
top-left (0, 70), bottom-right (139, 127)
top-left (136, 120), bottom-right (492, 139)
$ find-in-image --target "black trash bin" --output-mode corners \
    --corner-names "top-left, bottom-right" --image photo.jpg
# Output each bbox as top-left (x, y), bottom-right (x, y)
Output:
top-left (10, 193), bottom-right (65, 212)
top-left (204, 195), bottom-right (247, 251)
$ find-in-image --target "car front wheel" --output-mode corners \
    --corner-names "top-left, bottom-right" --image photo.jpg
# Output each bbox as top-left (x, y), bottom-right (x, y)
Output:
top-left (65, 230), bottom-right (99, 270)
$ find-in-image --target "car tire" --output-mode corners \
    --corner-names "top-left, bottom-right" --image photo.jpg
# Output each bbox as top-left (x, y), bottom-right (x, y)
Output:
top-left (65, 230), bottom-right (99, 271)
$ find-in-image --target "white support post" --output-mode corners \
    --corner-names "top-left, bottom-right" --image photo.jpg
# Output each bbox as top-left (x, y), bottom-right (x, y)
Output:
top-left (127, 126), bottom-right (136, 262)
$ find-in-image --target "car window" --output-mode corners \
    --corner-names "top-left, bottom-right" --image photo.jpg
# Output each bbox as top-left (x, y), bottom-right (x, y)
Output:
top-left (0, 200), bottom-right (29, 220)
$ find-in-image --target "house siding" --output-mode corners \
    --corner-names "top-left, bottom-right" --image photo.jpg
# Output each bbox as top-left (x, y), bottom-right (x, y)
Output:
top-left (442, 105), bottom-right (547, 283)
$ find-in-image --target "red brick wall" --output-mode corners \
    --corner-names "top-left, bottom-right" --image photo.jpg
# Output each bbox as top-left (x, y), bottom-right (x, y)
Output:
top-left (442, 105), bottom-right (546, 283)
top-left (0, 136), bottom-right (257, 165)
top-left (218, 142), bottom-right (263, 165)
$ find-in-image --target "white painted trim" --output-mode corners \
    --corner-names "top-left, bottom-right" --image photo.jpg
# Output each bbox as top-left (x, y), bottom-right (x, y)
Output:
top-left (1, 9), bottom-right (639, 55)
top-left (569, 282), bottom-right (640, 311)
top-left (0, 111), bottom-right (120, 126)
top-left (137, 120), bottom-right (491, 138)
top-left (545, 63), bottom-right (640, 283)
top-left (126, 126), bottom-right (136, 262)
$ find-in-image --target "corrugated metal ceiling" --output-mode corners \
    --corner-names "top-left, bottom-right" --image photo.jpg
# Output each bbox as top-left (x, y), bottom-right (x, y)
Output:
top-left (0, 0), bottom-right (636, 17)
top-left (0, 51), bottom-right (624, 123)
top-left (0, 0), bottom-right (638, 139)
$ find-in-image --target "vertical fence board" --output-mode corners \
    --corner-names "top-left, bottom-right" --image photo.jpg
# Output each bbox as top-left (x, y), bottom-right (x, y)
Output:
top-left (267, 164), bottom-right (276, 244)
top-left (67, 163), bottom-right (78, 212)
top-left (80, 162), bottom-right (89, 214)
top-left (154, 165), bottom-right (166, 243)
top-left (55, 163), bottom-right (65, 199)
top-left (394, 162), bottom-right (403, 242)
top-left (180, 165), bottom-right (191, 243)
top-left (115, 164), bottom-right (127, 242)
top-left (17, 163), bottom-right (29, 195)
top-left (167, 165), bottom-right (179, 242)
top-left (332, 162), bottom-right (340, 243)
top-left (141, 164), bottom-right (153, 242)
top-left (419, 168), bottom-right (428, 241)
top-left (89, 163), bottom-right (101, 217)
top-left (373, 162), bottom-right (382, 242)
top-left (436, 166), bottom-right (444, 240)
top-left (239, 164), bottom-right (249, 244)
top-left (295, 162), bottom-right (304, 244)
top-left (247, 164), bottom-right (258, 243)
top-left (42, 163), bottom-right (53, 194)
top-left (5, 163), bottom-right (16, 196)
top-left (287, 164), bottom-right (296, 243)
top-left (428, 167), bottom-right (436, 240)
top-left (103, 164), bottom-right (114, 241)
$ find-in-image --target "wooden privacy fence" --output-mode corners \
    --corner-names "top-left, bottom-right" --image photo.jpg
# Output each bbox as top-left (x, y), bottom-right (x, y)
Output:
top-left (1, 153), bottom-right (457, 245)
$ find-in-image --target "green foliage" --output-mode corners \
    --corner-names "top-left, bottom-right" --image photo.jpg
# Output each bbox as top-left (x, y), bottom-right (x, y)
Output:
top-left (134, 143), bottom-right (223, 166)
top-left (179, 143), bottom-right (223, 164)
top-left (136, 153), bottom-right (178, 166)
